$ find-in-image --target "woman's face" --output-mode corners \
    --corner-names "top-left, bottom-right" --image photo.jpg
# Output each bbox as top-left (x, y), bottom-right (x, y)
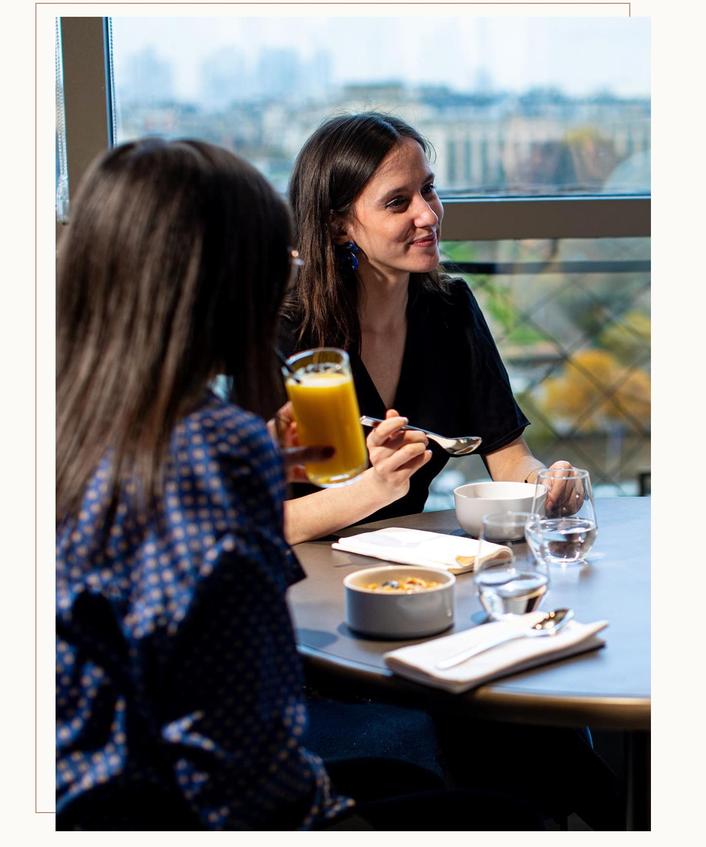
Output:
top-left (338, 137), bottom-right (444, 281)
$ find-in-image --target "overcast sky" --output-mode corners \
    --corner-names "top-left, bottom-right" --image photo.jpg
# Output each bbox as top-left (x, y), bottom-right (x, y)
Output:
top-left (110, 15), bottom-right (650, 100)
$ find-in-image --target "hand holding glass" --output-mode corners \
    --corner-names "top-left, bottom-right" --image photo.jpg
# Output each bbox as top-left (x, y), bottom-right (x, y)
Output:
top-left (529, 468), bottom-right (597, 566)
top-left (474, 511), bottom-right (549, 620)
top-left (283, 347), bottom-right (367, 487)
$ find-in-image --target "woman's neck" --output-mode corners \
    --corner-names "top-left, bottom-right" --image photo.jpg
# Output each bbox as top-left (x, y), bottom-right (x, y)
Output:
top-left (357, 267), bottom-right (410, 334)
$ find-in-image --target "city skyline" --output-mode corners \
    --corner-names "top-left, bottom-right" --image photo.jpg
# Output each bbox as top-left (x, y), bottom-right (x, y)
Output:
top-left (110, 16), bottom-right (650, 102)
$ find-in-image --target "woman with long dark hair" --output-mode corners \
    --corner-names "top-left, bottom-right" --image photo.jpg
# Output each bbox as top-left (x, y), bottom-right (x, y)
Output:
top-left (277, 114), bottom-right (624, 830)
top-left (56, 138), bottom-right (353, 830)
top-left (277, 112), bottom-right (574, 544)
top-left (56, 136), bottom-right (546, 833)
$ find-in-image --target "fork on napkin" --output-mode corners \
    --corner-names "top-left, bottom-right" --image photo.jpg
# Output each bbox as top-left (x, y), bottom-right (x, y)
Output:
top-left (332, 527), bottom-right (510, 574)
top-left (383, 612), bottom-right (608, 694)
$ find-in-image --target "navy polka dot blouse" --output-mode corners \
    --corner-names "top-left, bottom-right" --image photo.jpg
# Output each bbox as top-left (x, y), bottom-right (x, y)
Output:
top-left (56, 392), bottom-right (352, 830)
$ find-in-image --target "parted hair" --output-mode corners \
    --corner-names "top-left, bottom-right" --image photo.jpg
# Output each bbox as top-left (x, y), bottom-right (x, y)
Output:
top-left (284, 112), bottom-right (447, 351)
top-left (57, 137), bottom-right (293, 522)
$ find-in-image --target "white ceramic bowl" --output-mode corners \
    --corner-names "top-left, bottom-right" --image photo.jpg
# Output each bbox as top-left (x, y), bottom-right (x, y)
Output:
top-left (344, 565), bottom-right (455, 639)
top-left (453, 480), bottom-right (546, 538)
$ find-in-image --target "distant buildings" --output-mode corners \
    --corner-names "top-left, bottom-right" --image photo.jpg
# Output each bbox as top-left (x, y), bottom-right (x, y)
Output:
top-left (199, 47), bottom-right (249, 110)
top-left (118, 46), bottom-right (174, 105)
top-left (111, 43), bottom-right (651, 495)
top-left (115, 46), bottom-right (650, 195)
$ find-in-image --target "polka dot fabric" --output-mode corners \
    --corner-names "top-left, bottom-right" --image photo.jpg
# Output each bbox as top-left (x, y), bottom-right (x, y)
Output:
top-left (56, 392), bottom-right (352, 830)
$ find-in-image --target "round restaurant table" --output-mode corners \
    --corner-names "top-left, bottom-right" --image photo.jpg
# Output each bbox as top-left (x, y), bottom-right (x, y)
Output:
top-left (290, 496), bottom-right (650, 829)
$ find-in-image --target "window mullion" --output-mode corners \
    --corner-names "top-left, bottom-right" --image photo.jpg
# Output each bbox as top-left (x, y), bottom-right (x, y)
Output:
top-left (60, 16), bottom-right (111, 207)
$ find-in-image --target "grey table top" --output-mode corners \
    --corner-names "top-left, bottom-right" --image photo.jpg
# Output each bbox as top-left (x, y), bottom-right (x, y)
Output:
top-left (290, 497), bottom-right (651, 731)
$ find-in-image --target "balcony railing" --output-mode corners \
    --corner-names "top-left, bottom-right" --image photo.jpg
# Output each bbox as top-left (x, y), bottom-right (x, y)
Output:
top-left (427, 239), bottom-right (650, 509)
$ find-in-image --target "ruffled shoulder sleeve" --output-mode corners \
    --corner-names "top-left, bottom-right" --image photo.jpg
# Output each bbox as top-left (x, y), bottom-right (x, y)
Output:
top-left (430, 276), bottom-right (530, 454)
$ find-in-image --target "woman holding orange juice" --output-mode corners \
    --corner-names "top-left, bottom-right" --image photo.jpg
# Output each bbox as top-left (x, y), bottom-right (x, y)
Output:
top-left (276, 114), bottom-right (623, 830)
top-left (277, 112), bottom-right (574, 544)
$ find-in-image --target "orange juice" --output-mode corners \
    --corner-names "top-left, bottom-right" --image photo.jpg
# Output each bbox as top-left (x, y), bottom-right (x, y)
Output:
top-left (284, 350), bottom-right (367, 486)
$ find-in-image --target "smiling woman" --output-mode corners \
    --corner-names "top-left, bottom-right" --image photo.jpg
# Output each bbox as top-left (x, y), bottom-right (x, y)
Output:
top-left (334, 137), bottom-right (444, 283)
top-left (275, 114), bottom-right (626, 830)
top-left (277, 112), bottom-right (575, 543)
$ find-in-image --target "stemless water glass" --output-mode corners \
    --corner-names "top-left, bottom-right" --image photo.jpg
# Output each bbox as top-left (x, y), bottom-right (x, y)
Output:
top-left (529, 468), bottom-right (597, 566)
top-left (474, 511), bottom-right (549, 620)
top-left (283, 347), bottom-right (368, 487)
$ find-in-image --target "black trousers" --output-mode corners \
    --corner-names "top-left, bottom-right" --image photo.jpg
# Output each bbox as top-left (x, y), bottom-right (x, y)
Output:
top-left (320, 758), bottom-right (546, 830)
top-left (434, 715), bottom-right (624, 830)
top-left (304, 694), bottom-right (625, 830)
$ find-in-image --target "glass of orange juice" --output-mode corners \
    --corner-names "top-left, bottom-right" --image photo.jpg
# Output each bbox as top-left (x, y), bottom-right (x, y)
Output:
top-left (283, 347), bottom-right (367, 487)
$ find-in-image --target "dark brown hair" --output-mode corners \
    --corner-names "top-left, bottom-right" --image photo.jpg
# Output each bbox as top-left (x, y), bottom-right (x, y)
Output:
top-left (57, 138), bottom-right (292, 522)
top-left (284, 112), bottom-right (447, 350)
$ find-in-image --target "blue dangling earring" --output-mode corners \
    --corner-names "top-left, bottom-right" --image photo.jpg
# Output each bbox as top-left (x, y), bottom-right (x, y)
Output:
top-left (335, 240), bottom-right (360, 272)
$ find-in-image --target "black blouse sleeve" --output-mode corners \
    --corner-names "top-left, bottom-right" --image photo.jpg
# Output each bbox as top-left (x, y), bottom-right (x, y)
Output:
top-left (442, 277), bottom-right (530, 454)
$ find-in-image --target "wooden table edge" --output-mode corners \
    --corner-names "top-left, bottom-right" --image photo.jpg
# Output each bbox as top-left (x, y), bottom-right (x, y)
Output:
top-left (298, 645), bottom-right (651, 732)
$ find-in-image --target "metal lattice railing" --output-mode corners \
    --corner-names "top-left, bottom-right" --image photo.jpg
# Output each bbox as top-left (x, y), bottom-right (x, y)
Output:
top-left (429, 239), bottom-right (650, 506)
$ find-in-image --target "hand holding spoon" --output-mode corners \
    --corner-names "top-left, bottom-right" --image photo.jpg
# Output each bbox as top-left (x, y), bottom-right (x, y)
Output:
top-left (360, 415), bottom-right (482, 456)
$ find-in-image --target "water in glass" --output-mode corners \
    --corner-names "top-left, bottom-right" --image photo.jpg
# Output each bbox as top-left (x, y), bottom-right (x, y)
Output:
top-left (530, 468), bottom-right (598, 566)
top-left (475, 511), bottom-right (548, 620)
top-left (527, 517), bottom-right (597, 566)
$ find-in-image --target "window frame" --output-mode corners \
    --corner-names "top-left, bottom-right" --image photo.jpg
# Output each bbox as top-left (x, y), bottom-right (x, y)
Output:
top-left (59, 17), bottom-right (113, 215)
top-left (59, 16), bottom-right (650, 239)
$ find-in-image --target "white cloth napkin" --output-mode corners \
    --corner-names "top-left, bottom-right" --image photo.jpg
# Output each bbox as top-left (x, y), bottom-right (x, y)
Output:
top-left (332, 527), bottom-right (510, 574)
top-left (384, 612), bottom-right (608, 694)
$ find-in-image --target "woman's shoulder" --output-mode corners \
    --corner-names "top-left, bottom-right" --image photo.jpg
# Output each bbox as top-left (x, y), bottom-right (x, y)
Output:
top-left (174, 393), bottom-right (285, 514)
top-left (438, 273), bottom-right (478, 301)
top-left (179, 393), bottom-right (276, 464)
top-left (415, 273), bottom-right (481, 316)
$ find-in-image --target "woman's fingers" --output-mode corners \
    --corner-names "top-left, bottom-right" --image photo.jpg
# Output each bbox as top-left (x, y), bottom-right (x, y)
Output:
top-left (273, 401), bottom-right (295, 429)
top-left (286, 466), bottom-right (312, 484)
top-left (374, 441), bottom-right (431, 474)
top-left (364, 409), bottom-right (431, 488)
top-left (366, 415), bottom-right (407, 445)
top-left (544, 461), bottom-right (585, 514)
top-left (281, 445), bottom-right (334, 471)
top-left (396, 448), bottom-right (433, 475)
top-left (273, 402), bottom-right (300, 449)
top-left (367, 418), bottom-right (427, 451)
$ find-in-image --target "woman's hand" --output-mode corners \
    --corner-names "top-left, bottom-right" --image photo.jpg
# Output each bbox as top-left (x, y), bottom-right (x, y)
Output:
top-left (542, 460), bottom-right (584, 515)
top-left (269, 403), bottom-right (430, 492)
top-left (267, 402), bottom-right (333, 482)
top-left (280, 408), bottom-right (431, 545)
top-left (366, 409), bottom-right (432, 497)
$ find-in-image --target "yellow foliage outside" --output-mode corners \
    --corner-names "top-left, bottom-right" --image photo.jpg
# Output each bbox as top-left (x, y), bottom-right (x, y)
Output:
top-left (541, 348), bottom-right (650, 432)
top-left (598, 310), bottom-right (650, 362)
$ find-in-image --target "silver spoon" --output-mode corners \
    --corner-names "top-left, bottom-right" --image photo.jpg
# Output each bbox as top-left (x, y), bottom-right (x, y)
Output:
top-left (435, 608), bottom-right (574, 670)
top-left (360, 415), bottom-right (482, 456)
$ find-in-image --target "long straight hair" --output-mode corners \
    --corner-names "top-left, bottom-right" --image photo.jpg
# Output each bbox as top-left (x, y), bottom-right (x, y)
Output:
top-left (284, 112), bottom-right (447, 350)
top-left (57, 138), bottom-right (292, 522)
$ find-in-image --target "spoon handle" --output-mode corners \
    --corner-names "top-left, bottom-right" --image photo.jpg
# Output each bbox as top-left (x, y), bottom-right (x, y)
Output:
top-left (360, 415), bottom-right (437, 438)
top-left (435, 631), bottom-right (527, 670)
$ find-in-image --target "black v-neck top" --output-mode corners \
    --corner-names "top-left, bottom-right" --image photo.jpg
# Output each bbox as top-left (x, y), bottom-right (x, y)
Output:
top-left (278, 276), bottom-right (529, 522)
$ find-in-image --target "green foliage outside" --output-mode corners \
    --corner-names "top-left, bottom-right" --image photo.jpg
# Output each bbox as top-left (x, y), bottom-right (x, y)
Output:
top-left (441, 240), bottom-right (651, 438)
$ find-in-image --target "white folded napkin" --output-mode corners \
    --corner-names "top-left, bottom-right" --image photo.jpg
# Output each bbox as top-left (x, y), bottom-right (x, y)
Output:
top-left (384, 612), bottom-right (608, 694)
top-left (332, 527), bottom-right (510, 574)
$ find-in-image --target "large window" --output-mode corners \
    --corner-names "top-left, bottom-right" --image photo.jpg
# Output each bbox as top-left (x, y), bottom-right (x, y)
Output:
top-left (109, 15), bottom-right (650, 197)
top-left (57, 14), bottom-right (651, 505)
